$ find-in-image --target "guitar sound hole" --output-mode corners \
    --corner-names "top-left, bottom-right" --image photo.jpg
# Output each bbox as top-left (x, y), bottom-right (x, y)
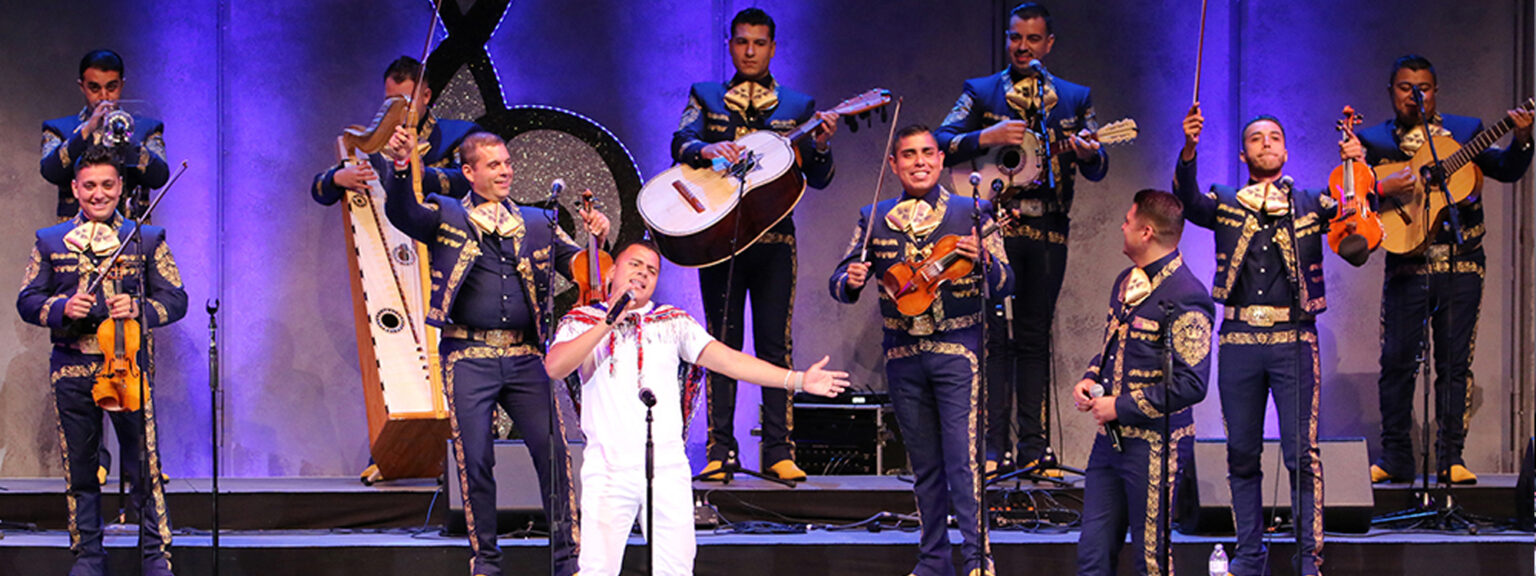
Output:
top-left (376, 309), bottom-right (405, 333)
top-left (999, 149), bottom-right (1022, 171)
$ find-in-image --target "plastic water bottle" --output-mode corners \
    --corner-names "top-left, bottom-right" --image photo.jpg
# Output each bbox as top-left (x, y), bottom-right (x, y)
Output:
top-left (1208, 543), bottom-right (1229, 576)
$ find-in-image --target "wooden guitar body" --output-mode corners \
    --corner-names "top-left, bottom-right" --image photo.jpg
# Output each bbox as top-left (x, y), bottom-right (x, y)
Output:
top-left (1374, 135), bottom-right (1484, 256)
top-left (637, 130), bottom-right (803, 268)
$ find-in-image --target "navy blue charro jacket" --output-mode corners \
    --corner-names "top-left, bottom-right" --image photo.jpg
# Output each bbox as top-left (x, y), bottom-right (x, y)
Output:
top-left (383, 167), bottom-right (580, 340)
top-left (1081, 251), bottom-right (1213, 434)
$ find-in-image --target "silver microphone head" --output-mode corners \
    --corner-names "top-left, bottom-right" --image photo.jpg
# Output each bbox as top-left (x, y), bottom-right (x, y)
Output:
top-left (1278, 175), bottom-right (1295, 189)
top-left (968, 172), bottom-right (982, 187)
top-left (550, 178), bottom-right (567, 195)
top-left (1090, 383), bottom-right (1106, 398)
top-left (1027, 59), bottom-right (1047, 76)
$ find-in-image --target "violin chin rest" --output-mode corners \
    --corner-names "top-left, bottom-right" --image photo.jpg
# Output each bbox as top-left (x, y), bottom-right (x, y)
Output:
top-left (1338, 234), bottom-right (1371, 268)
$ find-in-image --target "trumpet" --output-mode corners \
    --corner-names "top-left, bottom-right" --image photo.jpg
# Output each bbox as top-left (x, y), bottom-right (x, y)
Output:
top-left (102, 105), bottom-right (134, 148)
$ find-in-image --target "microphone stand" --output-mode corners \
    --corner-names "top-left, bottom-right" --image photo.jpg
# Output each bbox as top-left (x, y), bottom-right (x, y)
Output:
top-left (987, 179), bottom-right (1077, 490)
top-left (207, 299), bottom-right (221, 576)
top-left (1157, 301), bottom-right (1176, 576)
top-left (641, 389), bottom-right (657, 576)
top-left (1279, 177), bottom-right (1307, 574)
top-left (542, 192), bottom-right (568, 576)
top-left (689, 151), bottom-right (792, 488)
top-left (969, 178), bottom-right (991, 573)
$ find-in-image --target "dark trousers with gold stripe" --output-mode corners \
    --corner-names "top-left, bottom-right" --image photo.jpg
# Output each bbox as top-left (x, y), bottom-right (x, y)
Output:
top-left (51, 347), bottom-right (173, 576)
top-left (442, 339), bottom-right (577, 576)
top-left (886, 334), bottom-right (990, 576)
top-left (1218, 324), bottom-right (1323, 576)
top-left (700, 236), bottom-right (796, 465)
top-left (1077, 429), bottom-right (1193, 576)
top-left (1376, 251), bottom-right (1483, 478)
top-left (987, 214), bottom-right (1069, 465)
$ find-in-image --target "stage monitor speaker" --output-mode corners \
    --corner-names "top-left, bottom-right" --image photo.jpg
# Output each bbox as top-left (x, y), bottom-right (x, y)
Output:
top-left (1184, 437), bottom-right (1373, 534)
top-left (445, 439), bottom-right (584, 535)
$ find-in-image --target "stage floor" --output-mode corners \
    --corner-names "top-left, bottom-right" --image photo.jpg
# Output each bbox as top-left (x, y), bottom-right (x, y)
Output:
top-left (1, 475), bottom-right (1530, 575)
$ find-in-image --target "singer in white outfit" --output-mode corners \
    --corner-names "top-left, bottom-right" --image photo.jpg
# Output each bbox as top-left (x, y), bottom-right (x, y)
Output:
top-left (545, 238), bottom-right (849, 576)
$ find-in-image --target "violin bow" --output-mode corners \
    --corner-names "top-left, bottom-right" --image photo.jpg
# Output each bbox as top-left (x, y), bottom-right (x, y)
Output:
top-left (859, 97), bottom-right (903, 262)
top-left (407, 0), bottom-right (447, 201)
top-left (84, 161), bottom-right (189, 295)
top-left (1192, 0), bottom-right (1209, 105)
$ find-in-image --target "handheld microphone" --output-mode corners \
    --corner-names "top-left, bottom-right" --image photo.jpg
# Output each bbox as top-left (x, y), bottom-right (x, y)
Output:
top-left (638, 387), bottom-right (657, 408)
top-left (605, 290), bottom-right (635, 325)
top-left (968, 172), bottom-right (982, 188)
top-left (1089, 383), bottom-right (1124, 452)
top-left (549, 178), bottom-right (567, 200)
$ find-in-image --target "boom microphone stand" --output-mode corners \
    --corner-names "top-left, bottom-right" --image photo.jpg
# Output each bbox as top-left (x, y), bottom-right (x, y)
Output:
top-left (690, 151), bottom-right (794, 488)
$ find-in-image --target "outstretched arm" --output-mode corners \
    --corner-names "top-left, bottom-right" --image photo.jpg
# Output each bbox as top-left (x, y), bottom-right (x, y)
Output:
top-left (695, 343), bottom-right (848, 398)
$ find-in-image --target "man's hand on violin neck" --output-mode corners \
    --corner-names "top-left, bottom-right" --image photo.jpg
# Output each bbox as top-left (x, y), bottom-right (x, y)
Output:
top-left (107, 294), bottom-right (137, 320)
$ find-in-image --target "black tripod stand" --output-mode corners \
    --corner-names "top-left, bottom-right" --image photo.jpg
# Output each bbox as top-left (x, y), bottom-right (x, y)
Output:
top-left (691, 151), bottom-right (796, 488)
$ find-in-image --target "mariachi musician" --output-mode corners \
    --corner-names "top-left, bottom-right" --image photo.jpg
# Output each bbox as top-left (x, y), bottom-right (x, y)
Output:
top-left (934, 2), bottom-right (1108, 474)
top-left (19, 146), bottom-right (187, 576)
top-left (312, 56), bottom-right (481, 205)
top-left (42, 49), bottom-right (169, 221)
top-left (1341, 54), bottom-right (1533, 486)
top-left (672, 7), bottom-right (839, 482)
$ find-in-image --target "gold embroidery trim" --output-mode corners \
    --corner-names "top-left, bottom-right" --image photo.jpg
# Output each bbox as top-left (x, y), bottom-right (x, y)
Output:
top-left (154, 242), bottom-right (183, 288)
top-left (1173, 310), bottom-right (1212, 366)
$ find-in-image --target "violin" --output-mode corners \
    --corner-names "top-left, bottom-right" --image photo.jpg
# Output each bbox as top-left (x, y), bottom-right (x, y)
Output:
top-left (92, 276), bottom-right (143, 412)
top-left (1327, 106), bottom-right (1384, 266)
top-left (879, 214), bottom-right (1007, 317)
top-left (569, 189), bottom-right (612, 305)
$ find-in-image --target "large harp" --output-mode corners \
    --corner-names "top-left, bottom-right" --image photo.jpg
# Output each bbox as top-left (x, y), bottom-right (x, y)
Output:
top-left (336, 96), bottom-right (450, 484)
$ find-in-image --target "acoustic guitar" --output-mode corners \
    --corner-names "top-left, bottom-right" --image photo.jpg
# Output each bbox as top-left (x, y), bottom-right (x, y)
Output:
top-left (948, 118), bottom-right (1138, 203)
top-left (1376, 97), bottom-right (1534, 255)
top-left (638, 89), bottom-right (892, 267)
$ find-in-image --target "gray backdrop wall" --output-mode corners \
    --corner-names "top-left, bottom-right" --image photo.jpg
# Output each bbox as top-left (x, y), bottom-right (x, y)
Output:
top-left (1, 0), bottom-right (1530, 479)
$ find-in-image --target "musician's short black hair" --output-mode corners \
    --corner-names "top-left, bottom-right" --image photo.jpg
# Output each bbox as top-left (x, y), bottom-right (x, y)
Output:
top-left (1132, 188), bottom-right (1184, 246)
top-left (731, 7), bottom-right (775, 40)
top-left (1009, 3), bottom-right (1053, 35)
top-left (74, 146), bottom-right (121, 177)
top-left (894, 124), bottom-right (934, 144)
top-left (613, 237), bottom-right (661, 262)
top-left (1242, 114), bottom-right (1285, 140)
top-left (1390, 54), bottom-right (1437, 86)
top-left (79, 49), bottom-right (124, 79)
top-left (384, 56), bottom-right (423, 84)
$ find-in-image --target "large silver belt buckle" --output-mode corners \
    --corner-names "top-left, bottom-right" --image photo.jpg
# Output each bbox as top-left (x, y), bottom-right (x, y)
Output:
top-left (484, 330), bottom-right (516, 348)
top-left (1245, 307), bottom-right (1275, 328)
top-left (908, 314), bottom-right (936, 337)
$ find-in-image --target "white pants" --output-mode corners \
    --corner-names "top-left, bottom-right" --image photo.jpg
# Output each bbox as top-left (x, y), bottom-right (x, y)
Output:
top-left (578, 451), bottom-right (695, 576)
